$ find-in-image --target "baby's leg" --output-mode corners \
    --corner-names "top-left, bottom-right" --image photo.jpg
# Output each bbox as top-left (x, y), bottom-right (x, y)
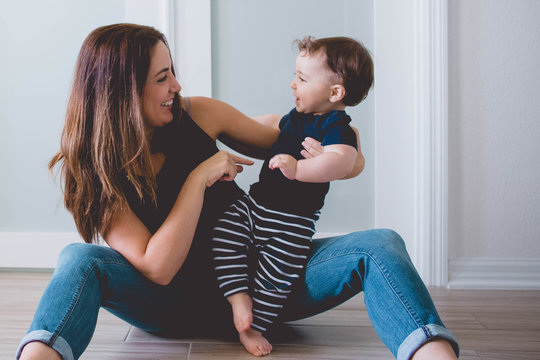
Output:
top-left (245, 198), bottom-right (316, 356)
top-left (212, 197), bottom-right (273, 355)
top-left (212, 199), bottom-right (254, 330)
top-left (240, 233), bottom-right (309, 357)
top-left (227, 291), bottom-right (252, 333)
top-left (250, 233), bottom-right (312, 333)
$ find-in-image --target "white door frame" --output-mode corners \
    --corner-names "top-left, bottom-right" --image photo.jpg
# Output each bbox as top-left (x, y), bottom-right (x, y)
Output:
top-left (374, 0), bottom-right (448, 286)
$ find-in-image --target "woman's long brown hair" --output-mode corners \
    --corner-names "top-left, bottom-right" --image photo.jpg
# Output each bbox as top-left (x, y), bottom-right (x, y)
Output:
top-left (49, 24), bottom-right (173, 243)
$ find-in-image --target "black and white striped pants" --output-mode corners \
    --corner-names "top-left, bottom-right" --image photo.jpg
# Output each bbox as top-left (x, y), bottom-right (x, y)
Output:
top-left (211, 194), bottom-right (319, 333)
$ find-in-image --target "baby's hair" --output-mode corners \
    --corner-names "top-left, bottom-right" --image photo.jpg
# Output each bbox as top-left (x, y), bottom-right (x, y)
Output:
top-left (295, 36), bottom-right (374, 106)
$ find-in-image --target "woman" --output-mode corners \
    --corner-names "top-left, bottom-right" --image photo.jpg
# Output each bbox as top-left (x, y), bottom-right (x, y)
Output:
top-left (17, 24), bottom-right (459, 360)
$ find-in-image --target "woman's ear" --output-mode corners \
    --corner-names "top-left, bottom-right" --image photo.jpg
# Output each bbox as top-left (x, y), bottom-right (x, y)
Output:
top-left (329, 84), bottom-right (346, 103)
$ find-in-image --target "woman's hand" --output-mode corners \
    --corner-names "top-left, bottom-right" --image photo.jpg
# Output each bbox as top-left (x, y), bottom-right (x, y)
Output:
top-left (300, 126), bottom-right (365, 179)
top-left (191, 150), bottom-right (254, 187)
top-left (300, 137), bottom-right (324, 159)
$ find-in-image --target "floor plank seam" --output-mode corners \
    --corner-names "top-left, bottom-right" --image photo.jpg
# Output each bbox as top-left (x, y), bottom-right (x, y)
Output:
top-left (469, 312), bottom-right (489, 330)
top-left (123, 326), bottom-right (131, 342)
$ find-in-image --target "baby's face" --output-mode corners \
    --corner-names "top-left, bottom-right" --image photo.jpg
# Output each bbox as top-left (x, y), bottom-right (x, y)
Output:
top-left (290, 51), bottom-right (340, 115)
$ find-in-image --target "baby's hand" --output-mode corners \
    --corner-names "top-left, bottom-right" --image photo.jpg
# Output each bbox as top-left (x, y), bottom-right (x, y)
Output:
top-left (269, 154), bottom-right (297, 180)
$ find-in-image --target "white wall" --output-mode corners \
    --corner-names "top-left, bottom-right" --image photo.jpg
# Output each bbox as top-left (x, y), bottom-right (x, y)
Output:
top-left (447, 0), bottom-right (540, 288)
top-left (0, 1), bottom-right (127, 233)
top-left (0, 0), bottom-right (128, 267)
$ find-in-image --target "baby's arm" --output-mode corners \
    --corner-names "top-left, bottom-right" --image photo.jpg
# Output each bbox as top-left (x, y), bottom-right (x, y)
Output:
top-left (302, 126), bottom-right (365, 179)
top-left (269, 144), bottom-right (357, 183)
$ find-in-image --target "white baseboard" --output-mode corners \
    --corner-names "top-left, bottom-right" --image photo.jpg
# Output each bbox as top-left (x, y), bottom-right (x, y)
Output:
top-left (0, 232), bottom-right (80, 269)
top-left (449, 258), bottom-right (540, 290)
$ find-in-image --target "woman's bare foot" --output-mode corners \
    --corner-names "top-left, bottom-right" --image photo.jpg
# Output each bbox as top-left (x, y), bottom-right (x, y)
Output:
top-left (227, 292), bottom-right (253, 333)
top-left (239, 328), bottom-right (273, 357)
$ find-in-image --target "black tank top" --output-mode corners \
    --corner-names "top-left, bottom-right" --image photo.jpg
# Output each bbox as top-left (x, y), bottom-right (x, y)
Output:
top-left (121, 108), bottom-right (243, 289)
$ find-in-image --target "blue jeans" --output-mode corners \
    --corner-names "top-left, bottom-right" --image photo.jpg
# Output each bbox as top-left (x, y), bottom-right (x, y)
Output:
top-left (16, 229), bottom-right (459, 359)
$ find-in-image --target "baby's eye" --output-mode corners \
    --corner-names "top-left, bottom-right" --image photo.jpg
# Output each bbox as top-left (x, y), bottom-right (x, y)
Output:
top-left (294, 73), bottom-right (306, 82)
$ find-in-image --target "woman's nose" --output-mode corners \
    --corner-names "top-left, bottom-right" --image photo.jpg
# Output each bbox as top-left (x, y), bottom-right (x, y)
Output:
top-left (171, 77), bottom-right (182, 93)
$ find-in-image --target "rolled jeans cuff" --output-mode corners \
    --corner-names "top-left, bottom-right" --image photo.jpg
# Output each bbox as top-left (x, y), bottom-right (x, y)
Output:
top-left (16, 330), bottom-right (74, 360)
top-left (397, 324), bottom-right (460, 360)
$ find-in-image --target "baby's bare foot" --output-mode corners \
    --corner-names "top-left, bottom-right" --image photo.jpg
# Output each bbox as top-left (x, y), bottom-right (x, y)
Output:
top-left (228, 292), bottom-right (253, 333)
top-left (239, 328), bottom-right (273, 357)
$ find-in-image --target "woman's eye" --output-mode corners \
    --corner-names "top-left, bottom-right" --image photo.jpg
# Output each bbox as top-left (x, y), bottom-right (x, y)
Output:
top-left (158, 75), bottom-right (167, 83)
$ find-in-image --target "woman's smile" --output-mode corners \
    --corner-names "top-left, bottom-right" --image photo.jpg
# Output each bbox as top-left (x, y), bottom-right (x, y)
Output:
top-left (160, 99), bottom-right (173, 108)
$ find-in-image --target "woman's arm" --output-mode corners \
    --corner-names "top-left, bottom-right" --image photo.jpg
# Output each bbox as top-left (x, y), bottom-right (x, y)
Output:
top-left (226, 114), bottom-right (282, 159)
top-left (251, 114), bottom-right (282, 129)
top-left (186, 97), bottom-right (365, 177)
top-left (105, 151), bottom-right (253, 285)
top-left (187, 97), bottom-right (280, 159)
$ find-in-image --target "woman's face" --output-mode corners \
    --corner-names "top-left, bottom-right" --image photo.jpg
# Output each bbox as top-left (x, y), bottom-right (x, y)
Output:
top-left (142, 41), bottom-right (181, 129)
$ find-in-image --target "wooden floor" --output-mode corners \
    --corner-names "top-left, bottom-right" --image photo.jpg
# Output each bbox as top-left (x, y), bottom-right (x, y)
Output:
top-left (1, 272), bottom-right (540, 359)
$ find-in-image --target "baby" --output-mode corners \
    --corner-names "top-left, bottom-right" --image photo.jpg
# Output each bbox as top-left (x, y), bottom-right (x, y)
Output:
top-left (211, 36), bottom-right (374, 356)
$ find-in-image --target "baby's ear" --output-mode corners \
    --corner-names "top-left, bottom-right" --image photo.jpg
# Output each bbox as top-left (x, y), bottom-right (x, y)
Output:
top-left (329, 84), bottom-right (346, 103)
